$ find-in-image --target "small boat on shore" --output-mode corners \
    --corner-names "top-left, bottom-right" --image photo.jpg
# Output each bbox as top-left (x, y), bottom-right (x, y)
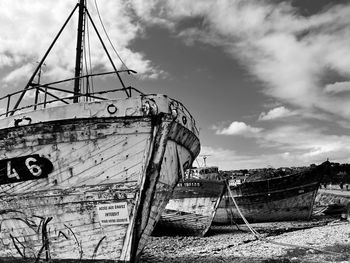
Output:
top-left (153, 166), bottom-right (225, 236)
top-left (0, 1), bottom-right (200, 262)
top-left (214, 162), bottom-right (329, 224)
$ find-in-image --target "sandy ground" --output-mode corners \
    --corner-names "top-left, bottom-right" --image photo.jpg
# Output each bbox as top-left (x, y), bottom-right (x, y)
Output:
top-left (140, 215), bottom-right (350, 263)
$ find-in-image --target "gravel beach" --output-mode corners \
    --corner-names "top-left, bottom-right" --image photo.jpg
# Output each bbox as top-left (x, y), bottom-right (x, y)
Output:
top-left (141, 215), bottom-right (350, 263)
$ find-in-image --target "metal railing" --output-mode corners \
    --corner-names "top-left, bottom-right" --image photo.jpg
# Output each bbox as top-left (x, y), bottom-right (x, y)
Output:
top-left (0, 71), bottom-right (199, 135)
top-left (0, 71), bottom-right (142, 118)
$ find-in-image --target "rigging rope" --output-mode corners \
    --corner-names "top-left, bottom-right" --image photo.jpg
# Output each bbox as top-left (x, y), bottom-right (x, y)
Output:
top-left (226, 182), bottom-right (261, 239)
top-left (86, 15), bottom-right (95, 95)
top-left (83, 4), bottom-right (95, 101)
top-left (83, 4), bottom-right (89, 101)
top-left (94, 0), bottom-right (129, 70)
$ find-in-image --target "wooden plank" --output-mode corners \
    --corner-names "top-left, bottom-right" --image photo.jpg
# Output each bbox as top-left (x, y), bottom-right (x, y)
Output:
top-left (0, 122), bottom-right (152, 195)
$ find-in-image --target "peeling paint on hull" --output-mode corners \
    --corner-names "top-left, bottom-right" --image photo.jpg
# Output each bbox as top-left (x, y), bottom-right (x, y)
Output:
top-left (214, 167), bottom-right (324, 224)
top-left (0, 96), bottom-right (200, 262)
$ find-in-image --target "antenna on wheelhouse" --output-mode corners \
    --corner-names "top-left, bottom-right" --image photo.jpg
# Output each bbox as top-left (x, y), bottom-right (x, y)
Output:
top-left (199, 155), bottom-right (211, 167)
top-left (73, 0), bottom-right (86, 103)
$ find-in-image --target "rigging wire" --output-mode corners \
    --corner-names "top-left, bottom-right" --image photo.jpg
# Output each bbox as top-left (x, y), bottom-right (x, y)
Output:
top-left (84, 0), bottom-right (95, 99)
top-left (82, 2), bottom-right (95, 101)
top-left (92, 0), bottom-right (147, 94)
top-left (93, 0), bottom-right (129, 70)
top-left (82, 4), bottom-right (89, 101)
top-left (86, 12), bottom-right (95, 96)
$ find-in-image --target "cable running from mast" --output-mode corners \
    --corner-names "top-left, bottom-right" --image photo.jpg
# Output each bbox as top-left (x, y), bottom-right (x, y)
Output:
top-left (82, 2), bottom-right (95, 101)
top-left (85, 12), bottom-right (95, 96)
top-left (94, 0), bottom-right (129, 70)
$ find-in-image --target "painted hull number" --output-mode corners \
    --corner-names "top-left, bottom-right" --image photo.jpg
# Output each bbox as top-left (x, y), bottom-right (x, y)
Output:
top-left (0, 155), bottom-right (53, 185)
top-left (177, 182), bottom-right (202, 187)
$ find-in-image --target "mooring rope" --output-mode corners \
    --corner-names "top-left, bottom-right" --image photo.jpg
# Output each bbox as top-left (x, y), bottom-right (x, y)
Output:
top-left (225, 182), bottom-right (261, 239)
top-left (225, 182), bottom-right (345, 256)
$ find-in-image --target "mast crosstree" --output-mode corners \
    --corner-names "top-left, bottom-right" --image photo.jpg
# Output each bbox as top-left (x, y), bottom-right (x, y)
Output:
top-left (9, 0), bottom-right (133, 115)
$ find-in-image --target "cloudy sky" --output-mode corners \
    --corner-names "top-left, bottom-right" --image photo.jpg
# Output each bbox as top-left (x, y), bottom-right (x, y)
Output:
top-left (1, 0), bottom-right (350, 170)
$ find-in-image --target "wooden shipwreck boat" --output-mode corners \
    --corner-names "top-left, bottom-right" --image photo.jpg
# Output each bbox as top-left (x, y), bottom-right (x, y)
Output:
top-left (214, 163), bottom-right (328, 224)
top-left (0, 1), bottom-right (200, 262)
top-left (153, 166), bottom-right (224, 236)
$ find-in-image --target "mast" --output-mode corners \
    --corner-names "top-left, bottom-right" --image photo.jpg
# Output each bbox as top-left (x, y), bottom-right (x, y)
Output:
top-left (8, 0), bottom-right (134, 116)
top-left (73, 0), bottom-right (85, 103)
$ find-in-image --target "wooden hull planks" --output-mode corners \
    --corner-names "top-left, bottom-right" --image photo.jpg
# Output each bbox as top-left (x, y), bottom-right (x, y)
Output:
top-left (153, 179), bottom-right (225, 236)
top-left (213, 166), bottom-right (324, 224)
top-left (0, 96), bottom-right (200, 262)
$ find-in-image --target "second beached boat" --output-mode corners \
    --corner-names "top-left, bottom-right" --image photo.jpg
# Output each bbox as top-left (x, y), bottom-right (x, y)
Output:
top-left (153, 166), bottom-right (224, 236)
top-left (214, 162), bottom-right (329, 224)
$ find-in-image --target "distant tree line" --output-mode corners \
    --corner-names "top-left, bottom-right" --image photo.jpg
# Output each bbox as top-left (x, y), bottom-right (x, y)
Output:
top-left (221, 162), bottom-right (350, 187)
top-left (319, 162), bottom-right (350, 187)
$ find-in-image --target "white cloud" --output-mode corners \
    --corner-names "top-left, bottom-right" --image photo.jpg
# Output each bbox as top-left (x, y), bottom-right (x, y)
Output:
top-left (215, 121), bottom-right (262, 136)
top-left (127, 0), bottom-right (350, 121)
top-left (3, 1), bottom-right (350, 123)
top-left (210, 122), bottom-right (350, 169)
top-left (259, 106), bottom-right (295, 121)
top-left (0, 0), bottom-right (162, 91)
top-left (2, 64), bottom-right (35, 84)
top-left (325, 81), bottom-right (350, 94)
top-left (199, 145), bottom-right (324, 170)
top-left (2, 1), bottom-right (350, 112)
top-left (258, 124), bottom-right (350, 162)
top-left (130, 0), bottom-right (350, 169)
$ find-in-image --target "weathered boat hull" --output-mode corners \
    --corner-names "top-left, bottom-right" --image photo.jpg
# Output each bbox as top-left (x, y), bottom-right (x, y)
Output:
top-left (153, 179), bottom-right (225, 236)
top-left (213, 168), bottom-right (323, 224)
top-left (0, 95), bottom-right (200, 262)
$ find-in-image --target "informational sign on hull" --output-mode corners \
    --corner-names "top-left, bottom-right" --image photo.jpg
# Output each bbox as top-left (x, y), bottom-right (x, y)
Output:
top-left (97, 202), bottom-right (130, 225)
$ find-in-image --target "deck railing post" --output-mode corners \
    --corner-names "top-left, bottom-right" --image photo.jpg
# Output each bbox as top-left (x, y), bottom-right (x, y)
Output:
top-left (34, 86), bottom-right (39, 110)
top-left (44, 87), bottom-right (48, 108)
top-left (6, 95), bottom-right (11, 117)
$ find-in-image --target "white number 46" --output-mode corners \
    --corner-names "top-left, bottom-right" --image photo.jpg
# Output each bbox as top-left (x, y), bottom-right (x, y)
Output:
top-left (6, 157), bottom-right (42, 180)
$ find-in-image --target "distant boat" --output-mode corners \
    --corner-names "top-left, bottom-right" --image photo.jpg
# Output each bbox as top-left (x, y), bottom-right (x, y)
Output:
top-left (213, 162), bottom-right (328, 224)
top-left (153, 166), bottom-right (225, 236)
top-left (0, 1), bottom-right (200, 262)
